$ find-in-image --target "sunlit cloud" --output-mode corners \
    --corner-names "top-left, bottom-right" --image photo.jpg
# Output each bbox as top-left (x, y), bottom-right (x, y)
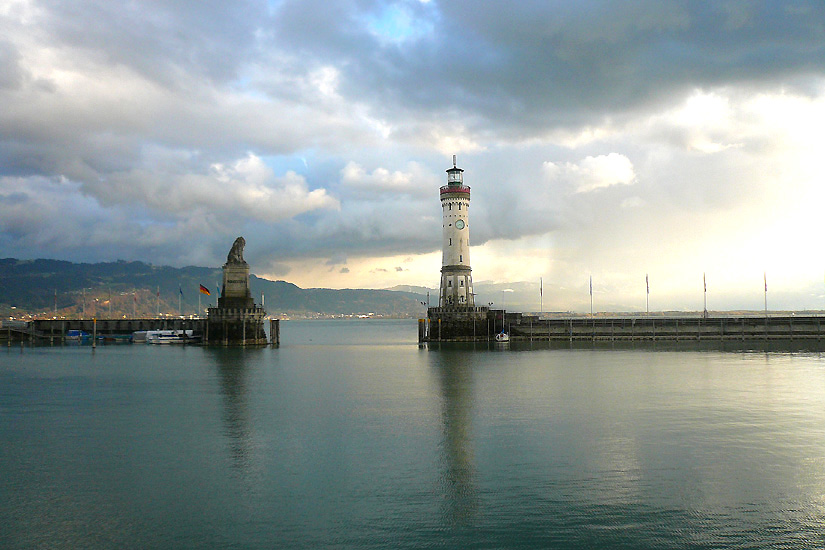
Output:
top-left (3, 0), bottom-right (825, 311)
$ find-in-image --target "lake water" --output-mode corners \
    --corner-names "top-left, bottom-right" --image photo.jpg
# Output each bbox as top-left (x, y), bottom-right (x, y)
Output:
top-left (2, 319), bottom-right (825, 549)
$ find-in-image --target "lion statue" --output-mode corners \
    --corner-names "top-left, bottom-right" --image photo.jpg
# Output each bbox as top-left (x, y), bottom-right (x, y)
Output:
top-left (226, 236), bottom-right (246, 264)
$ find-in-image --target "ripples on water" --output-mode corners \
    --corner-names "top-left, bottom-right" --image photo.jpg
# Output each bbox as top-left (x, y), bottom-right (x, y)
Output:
top-left (2, 319), bottom-right (825, 549)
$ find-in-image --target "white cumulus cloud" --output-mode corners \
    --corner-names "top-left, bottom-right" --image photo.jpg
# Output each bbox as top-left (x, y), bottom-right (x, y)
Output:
top-left (543, 153), bottom-right (636, 193)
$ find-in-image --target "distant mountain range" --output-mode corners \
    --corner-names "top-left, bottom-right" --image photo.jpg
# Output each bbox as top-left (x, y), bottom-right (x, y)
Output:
top-left (0, 258), bottom-right (428, 319)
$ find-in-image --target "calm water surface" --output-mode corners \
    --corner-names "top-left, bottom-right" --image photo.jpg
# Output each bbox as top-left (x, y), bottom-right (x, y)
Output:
top-left (2, 319), bottom-right (825, 549)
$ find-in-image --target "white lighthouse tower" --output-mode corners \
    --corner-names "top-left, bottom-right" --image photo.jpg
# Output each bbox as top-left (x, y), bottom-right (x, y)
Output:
top-left (439, 156), bottom-right (474, 308)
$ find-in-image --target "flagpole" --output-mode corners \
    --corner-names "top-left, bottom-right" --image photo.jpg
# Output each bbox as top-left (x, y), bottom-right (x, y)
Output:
top-left (589, 275), bottom-right (593, 318)
top-left (179, 285), bottom-right (182, 317)
top-left (764, 272), bottom-right (768, 317)
top-left (540, 277), bottom-right (543, 315)
top-left (198, 291), bottom-right (201, 318)
top-left (703, 273), bottom-right (707, 318)
top-left (645, 273), bottom-right (649, 314)
top-left (156, 286), bottom-right (160, 317)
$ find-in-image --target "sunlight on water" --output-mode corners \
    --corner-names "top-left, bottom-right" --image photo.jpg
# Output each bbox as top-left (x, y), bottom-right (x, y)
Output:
top-left (2, 321), bottom-right (825, 548)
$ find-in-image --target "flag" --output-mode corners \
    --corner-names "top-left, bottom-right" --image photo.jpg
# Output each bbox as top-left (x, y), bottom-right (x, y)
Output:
top-left (540, 277), bottom-right (543, 297)
top-left (703, 272), bottom-right (707, 292)
top-left (589, 275), bottom-right (593, 296)
top-left (646, 274), bottom-right (649, 295)
top-left (179, 285), bottom-right (183, 297)
top-left (199, 284), bottom-right (211, 296)
top-left (764, 272), bottom-right (767, 292)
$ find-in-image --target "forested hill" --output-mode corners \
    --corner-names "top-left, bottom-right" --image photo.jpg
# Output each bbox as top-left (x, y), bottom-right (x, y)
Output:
top-left (0, 258), bottom-right (427, 318)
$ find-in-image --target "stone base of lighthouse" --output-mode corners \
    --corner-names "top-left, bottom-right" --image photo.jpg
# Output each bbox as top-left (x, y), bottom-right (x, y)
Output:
top-left (424, 306), bottom-right (494, 342)
top-left (439, 265), bottom-right (474, 307)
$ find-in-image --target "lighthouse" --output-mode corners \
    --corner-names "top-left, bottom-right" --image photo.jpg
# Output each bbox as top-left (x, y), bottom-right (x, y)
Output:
top-left (439, 156), bottom-right (474, 308)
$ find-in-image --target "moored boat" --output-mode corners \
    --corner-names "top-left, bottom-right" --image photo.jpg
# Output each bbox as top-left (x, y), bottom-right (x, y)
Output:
top-left (66, 329), bottom-right (91, 342)
top-left (145, 330), bottom-right (198, 344)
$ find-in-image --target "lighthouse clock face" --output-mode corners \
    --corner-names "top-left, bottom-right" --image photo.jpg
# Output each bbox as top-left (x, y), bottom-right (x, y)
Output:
top-left (455, 219), bottom-right (465, 229)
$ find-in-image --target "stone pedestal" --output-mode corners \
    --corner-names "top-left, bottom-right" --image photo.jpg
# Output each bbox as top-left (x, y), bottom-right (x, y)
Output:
top-left (207, 238), bottom-right (268, 345)
top-left (207, 305), bottom-right (267, 346)
top-left (219, 262), bottom-right (254, 309)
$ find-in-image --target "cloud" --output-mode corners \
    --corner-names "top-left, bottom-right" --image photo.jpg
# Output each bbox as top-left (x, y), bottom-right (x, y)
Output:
top-left (2, 0), bottom-right (825, 308)
top-left (340, 161), bottom-right (434, 196)
top-left (544, 153), bottom-right (636, 193)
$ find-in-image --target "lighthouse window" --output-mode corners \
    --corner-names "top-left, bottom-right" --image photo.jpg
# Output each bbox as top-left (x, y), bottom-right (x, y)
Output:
top-left (459, 255), bottom-right (463, 262)
top-left (448, 280), bottom-right (452, 287)
top-left (449, 203), bottom-right (452, 211)
top-left (459, 280), bottom-right (464, 287)
top-left (449, 238), bottom-right (452, 246)
top-left (458, 204), bottom-right (461, 210)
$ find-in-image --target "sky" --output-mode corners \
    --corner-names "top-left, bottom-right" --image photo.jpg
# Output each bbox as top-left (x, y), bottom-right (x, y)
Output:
top-left (2, 0), bottom-right (825, 312)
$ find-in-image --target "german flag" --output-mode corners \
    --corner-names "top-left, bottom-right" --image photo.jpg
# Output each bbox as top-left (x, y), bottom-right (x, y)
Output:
top-left (199, 284), bottom-right (211, 296)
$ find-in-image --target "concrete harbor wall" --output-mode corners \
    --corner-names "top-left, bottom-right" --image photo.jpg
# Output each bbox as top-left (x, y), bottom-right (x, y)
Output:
top-left (519, 314), bottom-right (825, 342)
top-left (4, 318), bottom-right (280, 346)
top-left (423, 309), bottom-right (825, 343)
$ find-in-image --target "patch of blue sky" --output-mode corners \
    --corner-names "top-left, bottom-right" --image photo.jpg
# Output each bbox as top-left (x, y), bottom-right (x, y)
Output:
top-left (228, 75), bottom-right (272, 101)
top-left (265, 0), bottom-right (285, 16)
top-left (258, 154), bottom-right (308, 176)
top-left (365, 1), bottom-right (437, 46)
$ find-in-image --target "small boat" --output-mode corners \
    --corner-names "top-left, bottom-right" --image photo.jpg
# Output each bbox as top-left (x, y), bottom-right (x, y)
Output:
top-left (97, 334), bottom-right (132, 344)
top-left (495, 331), bottom-right (510, 343)
top-left (66, 329), bottom-right (91, 342)
top-left (145, 330), bottom-right (192, 344)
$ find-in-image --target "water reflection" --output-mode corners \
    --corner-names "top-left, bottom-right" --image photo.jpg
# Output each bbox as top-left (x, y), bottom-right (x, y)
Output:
top-left (431, 350), bottom-right (478, 525)
top-left (206, 348), bottom-right (258, 471)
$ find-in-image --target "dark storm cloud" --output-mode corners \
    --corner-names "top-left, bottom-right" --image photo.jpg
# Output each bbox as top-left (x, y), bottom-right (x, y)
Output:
top-left (269, 0), bottom-right (825, 132)
top-left (40, 0), bottom-right (267, 86)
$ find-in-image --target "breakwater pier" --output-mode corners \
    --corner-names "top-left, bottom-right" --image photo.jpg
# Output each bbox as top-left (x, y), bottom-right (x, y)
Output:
top-left (422, 308), bottom-right (825, 344)
top-left (2, 317), bottom-right (280, 346)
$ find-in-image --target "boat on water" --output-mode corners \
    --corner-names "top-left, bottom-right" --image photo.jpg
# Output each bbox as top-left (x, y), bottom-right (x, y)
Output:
top-left (66, 329), bottom-right (91, 342)
top-left (145, 330), bottom-right (196, 345)
top-left (495, 331), bottom-right (510, 343)
top-left (98, 334), bottom-right (133, 344)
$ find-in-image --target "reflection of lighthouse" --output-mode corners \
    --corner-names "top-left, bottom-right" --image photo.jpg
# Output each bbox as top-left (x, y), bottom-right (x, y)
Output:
top-left (439, 156), bottom-right (474, 308)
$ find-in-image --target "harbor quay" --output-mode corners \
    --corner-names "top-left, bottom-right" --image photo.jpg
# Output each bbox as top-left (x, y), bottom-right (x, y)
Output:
top-left (422, 309), bottom-right (825, 343)
top-left (3, 317), bottom-right (280, 346)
